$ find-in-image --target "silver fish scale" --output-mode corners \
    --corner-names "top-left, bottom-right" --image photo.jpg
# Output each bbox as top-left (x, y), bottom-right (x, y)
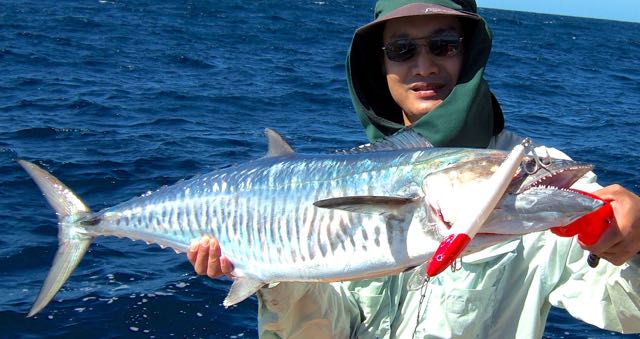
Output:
top-left (86, 148), bottom-right (496, 281)
top-left (19, 136), bottom-right (604, 316)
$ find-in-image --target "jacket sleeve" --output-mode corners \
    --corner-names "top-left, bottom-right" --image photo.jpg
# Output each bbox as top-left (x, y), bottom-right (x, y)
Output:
top-left (256, 282), bottom-right (361, 338)
top-left (548, 237), bottom-right (640, 333)
top-left (545, 147), bottom-right (640, 333)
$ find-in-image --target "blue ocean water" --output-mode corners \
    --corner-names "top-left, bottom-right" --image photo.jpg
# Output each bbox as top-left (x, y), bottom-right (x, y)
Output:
top-left (1, 0), bottom-right (638, 337)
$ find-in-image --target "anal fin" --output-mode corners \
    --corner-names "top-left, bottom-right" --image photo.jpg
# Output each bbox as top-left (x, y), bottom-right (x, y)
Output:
top-left (223, 277), bottom-right (265, 307)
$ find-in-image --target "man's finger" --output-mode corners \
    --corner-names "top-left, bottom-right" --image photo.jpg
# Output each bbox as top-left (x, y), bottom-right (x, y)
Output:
top-left (207, 239), bottom-right (222, 278)
top-left (187, 239), bottom-right (199, 264)
top-left (221, 256), bottom-right (234, 275)
top-left (599, 240), bottom-right (639, 266)
top-left (194, 236), bottom-right (211, 275)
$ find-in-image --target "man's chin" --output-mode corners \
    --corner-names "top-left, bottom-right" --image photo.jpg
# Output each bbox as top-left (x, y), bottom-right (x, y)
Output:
top-left (408, 102), bottom-right (443, 118)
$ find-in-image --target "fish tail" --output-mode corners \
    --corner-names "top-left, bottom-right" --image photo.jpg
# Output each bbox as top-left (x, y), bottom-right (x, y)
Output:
top-left (18, 160), bottom-right (95, 317)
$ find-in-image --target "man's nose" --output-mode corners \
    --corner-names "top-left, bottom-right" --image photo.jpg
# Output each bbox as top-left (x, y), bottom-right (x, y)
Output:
top-left (413, 47), bottom-right (439, 76)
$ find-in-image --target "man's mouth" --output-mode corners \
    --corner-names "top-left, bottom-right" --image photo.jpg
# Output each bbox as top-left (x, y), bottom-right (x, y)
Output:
top-left (410, 83), bottom-right (445, 97)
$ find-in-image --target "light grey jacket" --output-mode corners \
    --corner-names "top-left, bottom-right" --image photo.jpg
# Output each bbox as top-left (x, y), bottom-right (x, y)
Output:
top-left (255, 130), bottom-right (640, 338)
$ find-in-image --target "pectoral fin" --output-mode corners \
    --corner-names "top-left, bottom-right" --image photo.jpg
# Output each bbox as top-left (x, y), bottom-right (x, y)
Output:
top-left (313, 195), bottom-right (420, 214)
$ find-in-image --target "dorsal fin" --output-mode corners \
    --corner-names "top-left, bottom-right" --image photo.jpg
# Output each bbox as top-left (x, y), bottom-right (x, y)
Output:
top-left (337, 129), bottom-right (433, 154)
top-left (264, 128), bottom-right (295, 158)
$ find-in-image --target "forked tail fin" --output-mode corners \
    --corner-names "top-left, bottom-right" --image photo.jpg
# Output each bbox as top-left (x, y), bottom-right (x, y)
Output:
top-left (18, 160), bottom-right (95, 317)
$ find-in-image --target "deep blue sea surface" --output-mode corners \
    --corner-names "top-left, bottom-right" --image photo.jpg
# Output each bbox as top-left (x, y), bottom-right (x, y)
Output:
top-left (1, 1), bottom-right (639, 338)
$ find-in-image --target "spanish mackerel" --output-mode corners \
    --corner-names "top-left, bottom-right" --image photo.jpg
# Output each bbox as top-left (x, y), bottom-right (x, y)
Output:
top-left (19, 129), bottom-right (602, 317)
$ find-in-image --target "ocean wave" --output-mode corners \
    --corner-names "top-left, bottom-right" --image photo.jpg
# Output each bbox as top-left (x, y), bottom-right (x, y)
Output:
top-left (2, 97), bottom-right (113, 116)
top-left (0, 47), bottom-right (63, 67)
top-left (167, 54), bottom-right (215, 69)
top-left (130, 117), bottom-right (195, 127)
top-left (4, 127), bottom-right (95, 139)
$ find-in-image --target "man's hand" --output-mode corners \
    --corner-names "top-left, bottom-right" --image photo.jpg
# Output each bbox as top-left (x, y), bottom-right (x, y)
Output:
top-left (581, 184), bottom-right (640, 265)
top-left (187, 236), bottom-right (234, 278)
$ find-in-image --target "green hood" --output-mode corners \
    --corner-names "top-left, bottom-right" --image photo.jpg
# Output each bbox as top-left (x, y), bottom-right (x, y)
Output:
top-left (346, 0), bottom-right (504, 147)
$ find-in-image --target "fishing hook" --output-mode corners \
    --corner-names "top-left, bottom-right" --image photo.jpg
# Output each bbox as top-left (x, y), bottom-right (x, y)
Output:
top-left (450, 257), bottom-right (463, 272)
top-left (521, 138), bottom-right (552, 174)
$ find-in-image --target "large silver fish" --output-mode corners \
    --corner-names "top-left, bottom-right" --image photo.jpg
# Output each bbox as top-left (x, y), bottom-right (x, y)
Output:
top-left (20, 129), bottom-right (601, 317)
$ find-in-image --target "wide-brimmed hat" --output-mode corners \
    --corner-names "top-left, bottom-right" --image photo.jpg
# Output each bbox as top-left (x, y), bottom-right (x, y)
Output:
top-left (356, 2), bottom-right (480, 35)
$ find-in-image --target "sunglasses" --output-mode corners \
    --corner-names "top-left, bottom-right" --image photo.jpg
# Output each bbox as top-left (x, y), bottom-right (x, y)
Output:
top-left (382, 36), bottom-right (463, 62)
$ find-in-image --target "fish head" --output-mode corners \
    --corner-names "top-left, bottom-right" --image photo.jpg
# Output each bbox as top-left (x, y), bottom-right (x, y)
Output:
top-left (421, 150), bottom-right (602, 237)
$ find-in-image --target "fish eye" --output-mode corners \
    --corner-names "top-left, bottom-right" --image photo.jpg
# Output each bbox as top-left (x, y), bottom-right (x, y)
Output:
top-left (523, 158), bottom-right (538, 174)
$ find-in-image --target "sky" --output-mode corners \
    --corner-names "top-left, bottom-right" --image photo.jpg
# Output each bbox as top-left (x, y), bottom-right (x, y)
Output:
top-left (476, 0), bottom-right (640, 23)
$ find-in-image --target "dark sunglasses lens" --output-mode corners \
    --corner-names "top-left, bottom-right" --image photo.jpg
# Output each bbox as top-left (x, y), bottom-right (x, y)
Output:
top-left (384, 39), bottom-right (417, 62)
top-left (428, 38), bottom-right (461, 57)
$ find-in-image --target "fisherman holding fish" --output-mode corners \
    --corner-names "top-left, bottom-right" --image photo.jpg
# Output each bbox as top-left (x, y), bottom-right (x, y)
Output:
top-left (189, 0), bottom-right (640, 337)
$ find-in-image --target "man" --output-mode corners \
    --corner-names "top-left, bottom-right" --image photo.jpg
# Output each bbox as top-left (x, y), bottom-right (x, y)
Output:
top-left (190, 1), bottom-right (640, 337)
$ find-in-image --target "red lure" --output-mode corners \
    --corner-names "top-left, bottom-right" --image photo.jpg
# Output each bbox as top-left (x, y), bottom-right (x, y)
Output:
top-left (550, 190), bottom-right (614, 246)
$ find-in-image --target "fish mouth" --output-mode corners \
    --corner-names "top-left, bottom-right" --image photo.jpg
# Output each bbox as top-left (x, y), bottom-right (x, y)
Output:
top-left (512, 158), bottom-right (594, 194)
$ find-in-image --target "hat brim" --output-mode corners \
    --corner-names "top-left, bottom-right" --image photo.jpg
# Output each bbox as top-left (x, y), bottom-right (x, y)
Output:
top-left (356, 3), bottom-right (480, 34)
